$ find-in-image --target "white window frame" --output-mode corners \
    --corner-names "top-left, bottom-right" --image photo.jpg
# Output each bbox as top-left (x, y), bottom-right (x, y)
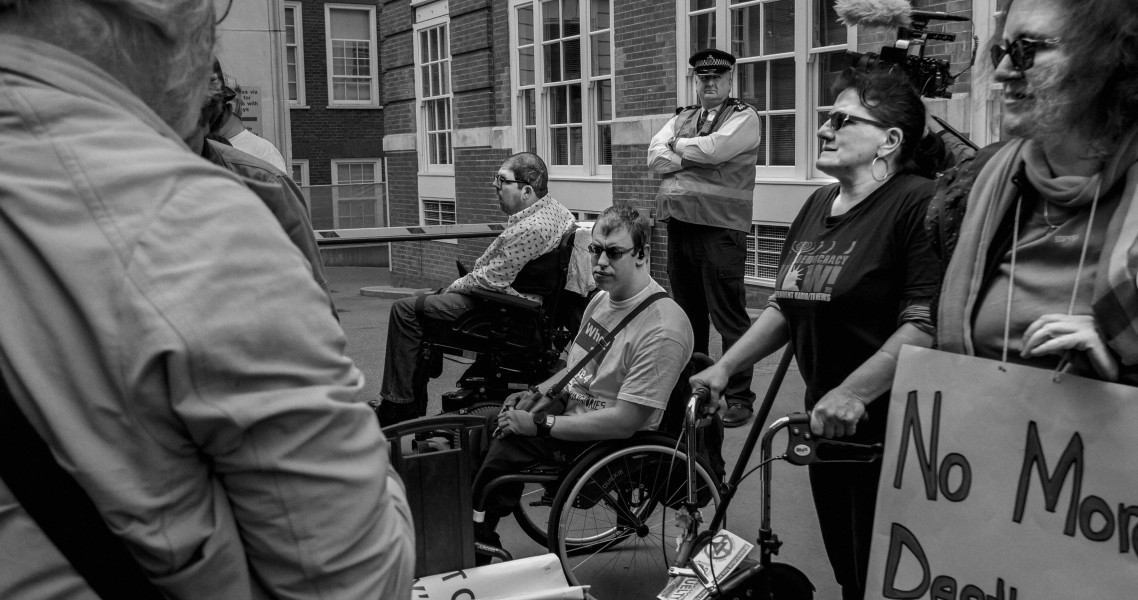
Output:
top-left (509, 0), bottom-right (614, 178)
top-left (324, 4), bottom-right (380, 108)
top-left (290, 159), bottom-right (310, 186)
top-left (677, 0), bottom-right (854, 180)
top-left (284, 1), bottom-right (307, 107)
top-left (330, 158), bottom-right (384, 229)
top-left (745, 221), bottom-right (790, 286)
top-left (421, 197), bottom-right (458, 226)
top-left (414, 15), bottom-right (454, 174)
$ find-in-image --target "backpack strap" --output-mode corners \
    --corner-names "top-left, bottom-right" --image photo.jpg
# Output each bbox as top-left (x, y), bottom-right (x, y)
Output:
top-left (0, 372), bottom-right (163, 599)
top-left (545, 291), bottom-right (669, 399)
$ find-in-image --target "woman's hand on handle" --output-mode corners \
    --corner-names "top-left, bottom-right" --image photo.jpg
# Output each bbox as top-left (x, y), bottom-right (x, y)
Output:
top-left (810, 390), bottom-right (868, 438)
top-left (690, 364), bottom-right (731, 414)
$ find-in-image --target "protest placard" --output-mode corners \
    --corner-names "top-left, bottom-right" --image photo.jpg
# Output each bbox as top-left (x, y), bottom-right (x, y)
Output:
top-left (866, 347), bottom-right (1138, 599)
top-left (410, 554), bottom-right (586, 600)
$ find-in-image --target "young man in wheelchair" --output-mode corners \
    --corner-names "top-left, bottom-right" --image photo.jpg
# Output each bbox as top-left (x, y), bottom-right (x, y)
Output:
top-left (376, 152), bottom-right (576, 426)
top-left (471, 205), bottom-right (695, 557)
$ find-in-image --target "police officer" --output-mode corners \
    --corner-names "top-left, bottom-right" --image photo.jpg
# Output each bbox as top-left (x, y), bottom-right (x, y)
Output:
top-left (648, 48), bottom-right (761, 427)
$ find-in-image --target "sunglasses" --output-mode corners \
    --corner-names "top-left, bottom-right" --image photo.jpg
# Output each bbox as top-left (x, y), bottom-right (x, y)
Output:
top-left (825, 111), bottom-right (891, 131)
top-left (587, 244), bottom-right (639, 261)
top-left (990, 37), bottom-right (1061, 72)
top-left (491, 174), bottom-right (529, 188)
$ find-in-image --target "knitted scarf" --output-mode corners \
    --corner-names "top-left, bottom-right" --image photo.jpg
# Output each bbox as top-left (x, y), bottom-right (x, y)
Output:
top-left (938, 127), bottom-right (1138, 366)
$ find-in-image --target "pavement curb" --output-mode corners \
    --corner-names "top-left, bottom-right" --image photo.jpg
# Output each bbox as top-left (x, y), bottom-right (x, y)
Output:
top-left (360, 286), bottom-right (434, 299)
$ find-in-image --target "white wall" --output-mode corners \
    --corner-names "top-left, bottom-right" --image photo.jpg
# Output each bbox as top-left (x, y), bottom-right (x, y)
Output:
top-left (215, 0), bottom-right (292, 163)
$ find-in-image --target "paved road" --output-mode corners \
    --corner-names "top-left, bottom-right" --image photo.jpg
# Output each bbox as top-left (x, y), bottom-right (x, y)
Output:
top-left (327, 267), bottom-right (841, 599)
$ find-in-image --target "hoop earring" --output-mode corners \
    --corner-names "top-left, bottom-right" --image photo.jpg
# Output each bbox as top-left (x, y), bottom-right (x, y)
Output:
top-left (871, 156), bottom-right (890, 182)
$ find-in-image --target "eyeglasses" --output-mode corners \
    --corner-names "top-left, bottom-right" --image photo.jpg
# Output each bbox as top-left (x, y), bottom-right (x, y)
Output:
top-left (491, 174), bottom-right (529, 188)
top-left (825, 111), bottom-right (891, 131)
top-left (990, 37), bottom-right (1061, 72)
top-left (587, 244), bottom-right (638, 261)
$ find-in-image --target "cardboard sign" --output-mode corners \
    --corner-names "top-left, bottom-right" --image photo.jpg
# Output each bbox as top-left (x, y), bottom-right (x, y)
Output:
top-left (410, 554), bottom-right (586, 600)
top-left (866, 347), bottom-right (1138, 599)
top-left (689, 530), bottom-right (754, 585)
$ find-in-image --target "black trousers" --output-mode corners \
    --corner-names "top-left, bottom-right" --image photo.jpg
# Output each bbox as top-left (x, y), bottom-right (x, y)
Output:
top-left (666, 219), bottom-right (756, 408)
top-left (471, 433), bottom-right (591, 523)
top-left (808, 459), bottom-right (883, 600)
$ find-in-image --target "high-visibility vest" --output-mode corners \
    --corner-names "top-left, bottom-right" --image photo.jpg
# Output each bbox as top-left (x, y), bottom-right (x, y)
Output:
top-left (654, 99), bottom-right (759, 233)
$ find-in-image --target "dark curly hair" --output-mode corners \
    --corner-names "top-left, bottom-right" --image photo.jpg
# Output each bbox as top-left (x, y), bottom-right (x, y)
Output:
top-left (1006, 0), bottom-right (1138, 150)
top-left (831, 66), bottom-right (944, 177)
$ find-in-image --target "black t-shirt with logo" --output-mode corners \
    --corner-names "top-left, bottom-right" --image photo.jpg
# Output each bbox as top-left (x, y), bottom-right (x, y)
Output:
top-left (772, 173), bottom-right (939, 442)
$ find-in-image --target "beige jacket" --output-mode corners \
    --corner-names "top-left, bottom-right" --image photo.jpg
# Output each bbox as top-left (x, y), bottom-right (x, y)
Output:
top-left (0, 34), bottom-right (413, 600)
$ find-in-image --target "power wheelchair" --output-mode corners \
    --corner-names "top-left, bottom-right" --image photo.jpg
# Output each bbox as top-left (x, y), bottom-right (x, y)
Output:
top-left (411, 223), bottom-right (591, 417)
top-left (382, 352), bottom-right (726, 597)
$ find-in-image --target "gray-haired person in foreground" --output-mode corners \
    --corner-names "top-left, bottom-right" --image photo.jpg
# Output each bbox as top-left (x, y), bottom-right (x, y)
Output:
top-left (0, 1), bottom-right (414, 598)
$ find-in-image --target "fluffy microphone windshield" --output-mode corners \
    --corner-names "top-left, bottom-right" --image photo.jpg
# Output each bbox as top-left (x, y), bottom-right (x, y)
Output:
top-left (834, 0), bottom-right (913, 29)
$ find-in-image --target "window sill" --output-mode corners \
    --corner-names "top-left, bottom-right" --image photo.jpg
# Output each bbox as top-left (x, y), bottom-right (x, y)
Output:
top-left (547, 173), bottom-right (613, 183)
top-left (290, 104), bottom-right (310, 110)
top-left (326, 105), bottom-right (384, 110)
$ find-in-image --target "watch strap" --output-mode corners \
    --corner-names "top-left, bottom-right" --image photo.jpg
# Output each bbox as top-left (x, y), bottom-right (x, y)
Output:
top-left (532, 411), bottom-right (552, 438)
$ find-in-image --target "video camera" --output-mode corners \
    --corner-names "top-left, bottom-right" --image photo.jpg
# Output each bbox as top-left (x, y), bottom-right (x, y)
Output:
top-left (846, 10), bottom-right (971, 99)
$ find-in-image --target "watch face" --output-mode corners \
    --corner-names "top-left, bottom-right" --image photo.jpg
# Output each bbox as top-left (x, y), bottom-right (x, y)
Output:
top-left (545, 415), bottom-right (555, 427)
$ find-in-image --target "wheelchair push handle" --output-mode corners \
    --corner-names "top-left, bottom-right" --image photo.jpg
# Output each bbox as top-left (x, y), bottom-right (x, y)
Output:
top-left (779, 412), bottom-right (883, 466)
top-left (684, 386), bottom-right (715, 430)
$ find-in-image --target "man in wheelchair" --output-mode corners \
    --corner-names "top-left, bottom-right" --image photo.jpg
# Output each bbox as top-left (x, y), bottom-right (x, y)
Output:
top-left (377, 152), bottom-right (575, 426)
top-left (471, 205), bottom-right (694, 557)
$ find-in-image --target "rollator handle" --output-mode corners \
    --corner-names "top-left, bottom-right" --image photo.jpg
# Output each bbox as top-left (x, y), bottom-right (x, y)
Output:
top-left (783, 412), bottom-right (883, 466)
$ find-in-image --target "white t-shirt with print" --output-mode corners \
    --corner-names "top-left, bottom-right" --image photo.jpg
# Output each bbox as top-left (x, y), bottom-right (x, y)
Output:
top-left (564, 279), bottom-right (694, 430)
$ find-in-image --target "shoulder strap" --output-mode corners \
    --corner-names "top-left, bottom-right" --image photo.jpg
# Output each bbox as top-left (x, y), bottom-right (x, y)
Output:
top-left (546, 291), bottom-right (669, 398)
top-left (0, 372), bottom-right (164, 599)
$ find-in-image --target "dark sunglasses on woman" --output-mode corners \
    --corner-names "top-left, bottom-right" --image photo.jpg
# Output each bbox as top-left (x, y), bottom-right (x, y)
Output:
top-left (990, 37), bottom-right (1061, 72)
top-left (825, 110), bottom-right (891, 131)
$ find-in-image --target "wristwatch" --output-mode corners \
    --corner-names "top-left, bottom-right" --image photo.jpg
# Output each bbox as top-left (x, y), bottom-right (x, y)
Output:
top-left (532, 411), bottom-right (555, 438)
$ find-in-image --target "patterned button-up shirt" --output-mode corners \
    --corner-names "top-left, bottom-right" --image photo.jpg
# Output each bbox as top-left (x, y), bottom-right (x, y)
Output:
top-left (447, 195), bottom-right (575, 302)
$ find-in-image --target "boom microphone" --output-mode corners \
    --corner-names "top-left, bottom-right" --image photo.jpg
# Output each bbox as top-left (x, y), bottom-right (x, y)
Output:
top-left (834, 0), bottom-right (913, 29)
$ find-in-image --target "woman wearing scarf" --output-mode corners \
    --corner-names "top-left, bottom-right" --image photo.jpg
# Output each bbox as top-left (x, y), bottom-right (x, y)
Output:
top-left (692, 67), bottom-right (943, 600)
top-left (929, 0), bottom-right (1138, 386)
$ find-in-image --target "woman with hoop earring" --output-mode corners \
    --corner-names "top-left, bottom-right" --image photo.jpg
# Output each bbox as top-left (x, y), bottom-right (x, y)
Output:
top-left (690, 66), bottom-right (944, 600)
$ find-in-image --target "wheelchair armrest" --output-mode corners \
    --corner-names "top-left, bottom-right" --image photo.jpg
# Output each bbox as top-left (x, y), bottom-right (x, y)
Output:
top-left (468, 287), bottom-right (542, 312)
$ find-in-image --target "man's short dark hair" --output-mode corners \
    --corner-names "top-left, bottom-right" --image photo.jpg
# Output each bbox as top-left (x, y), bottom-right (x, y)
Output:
top-left (595, 204), bottom-right (650, 252)
top-left (502, 152), bottom-right (549, 199)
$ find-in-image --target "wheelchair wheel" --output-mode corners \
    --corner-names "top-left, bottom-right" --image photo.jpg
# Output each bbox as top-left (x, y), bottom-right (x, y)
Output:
top-left (547, 439), bottom-right (721, 598)
top-left (513, 481), bottom-right (557, 547)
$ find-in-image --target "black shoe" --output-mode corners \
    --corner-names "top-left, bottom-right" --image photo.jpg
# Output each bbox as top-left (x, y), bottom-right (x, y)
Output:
top-left (473, 522), bottom-right (511, 566)
top-left (376, 401), bottom-right (419, 428)
top-left (722, 404), bottom-right (753, 428)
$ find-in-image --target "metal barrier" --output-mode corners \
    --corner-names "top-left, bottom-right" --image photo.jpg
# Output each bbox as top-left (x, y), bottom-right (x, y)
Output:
top-left (314, 223), bottom-right (506, 247)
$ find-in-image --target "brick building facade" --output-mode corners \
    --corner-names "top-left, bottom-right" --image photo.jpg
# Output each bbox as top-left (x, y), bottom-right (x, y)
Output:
top-left (276, 0), bottom-right (1005, 289)
top-left (371, 0), bottom-right (994, 291)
